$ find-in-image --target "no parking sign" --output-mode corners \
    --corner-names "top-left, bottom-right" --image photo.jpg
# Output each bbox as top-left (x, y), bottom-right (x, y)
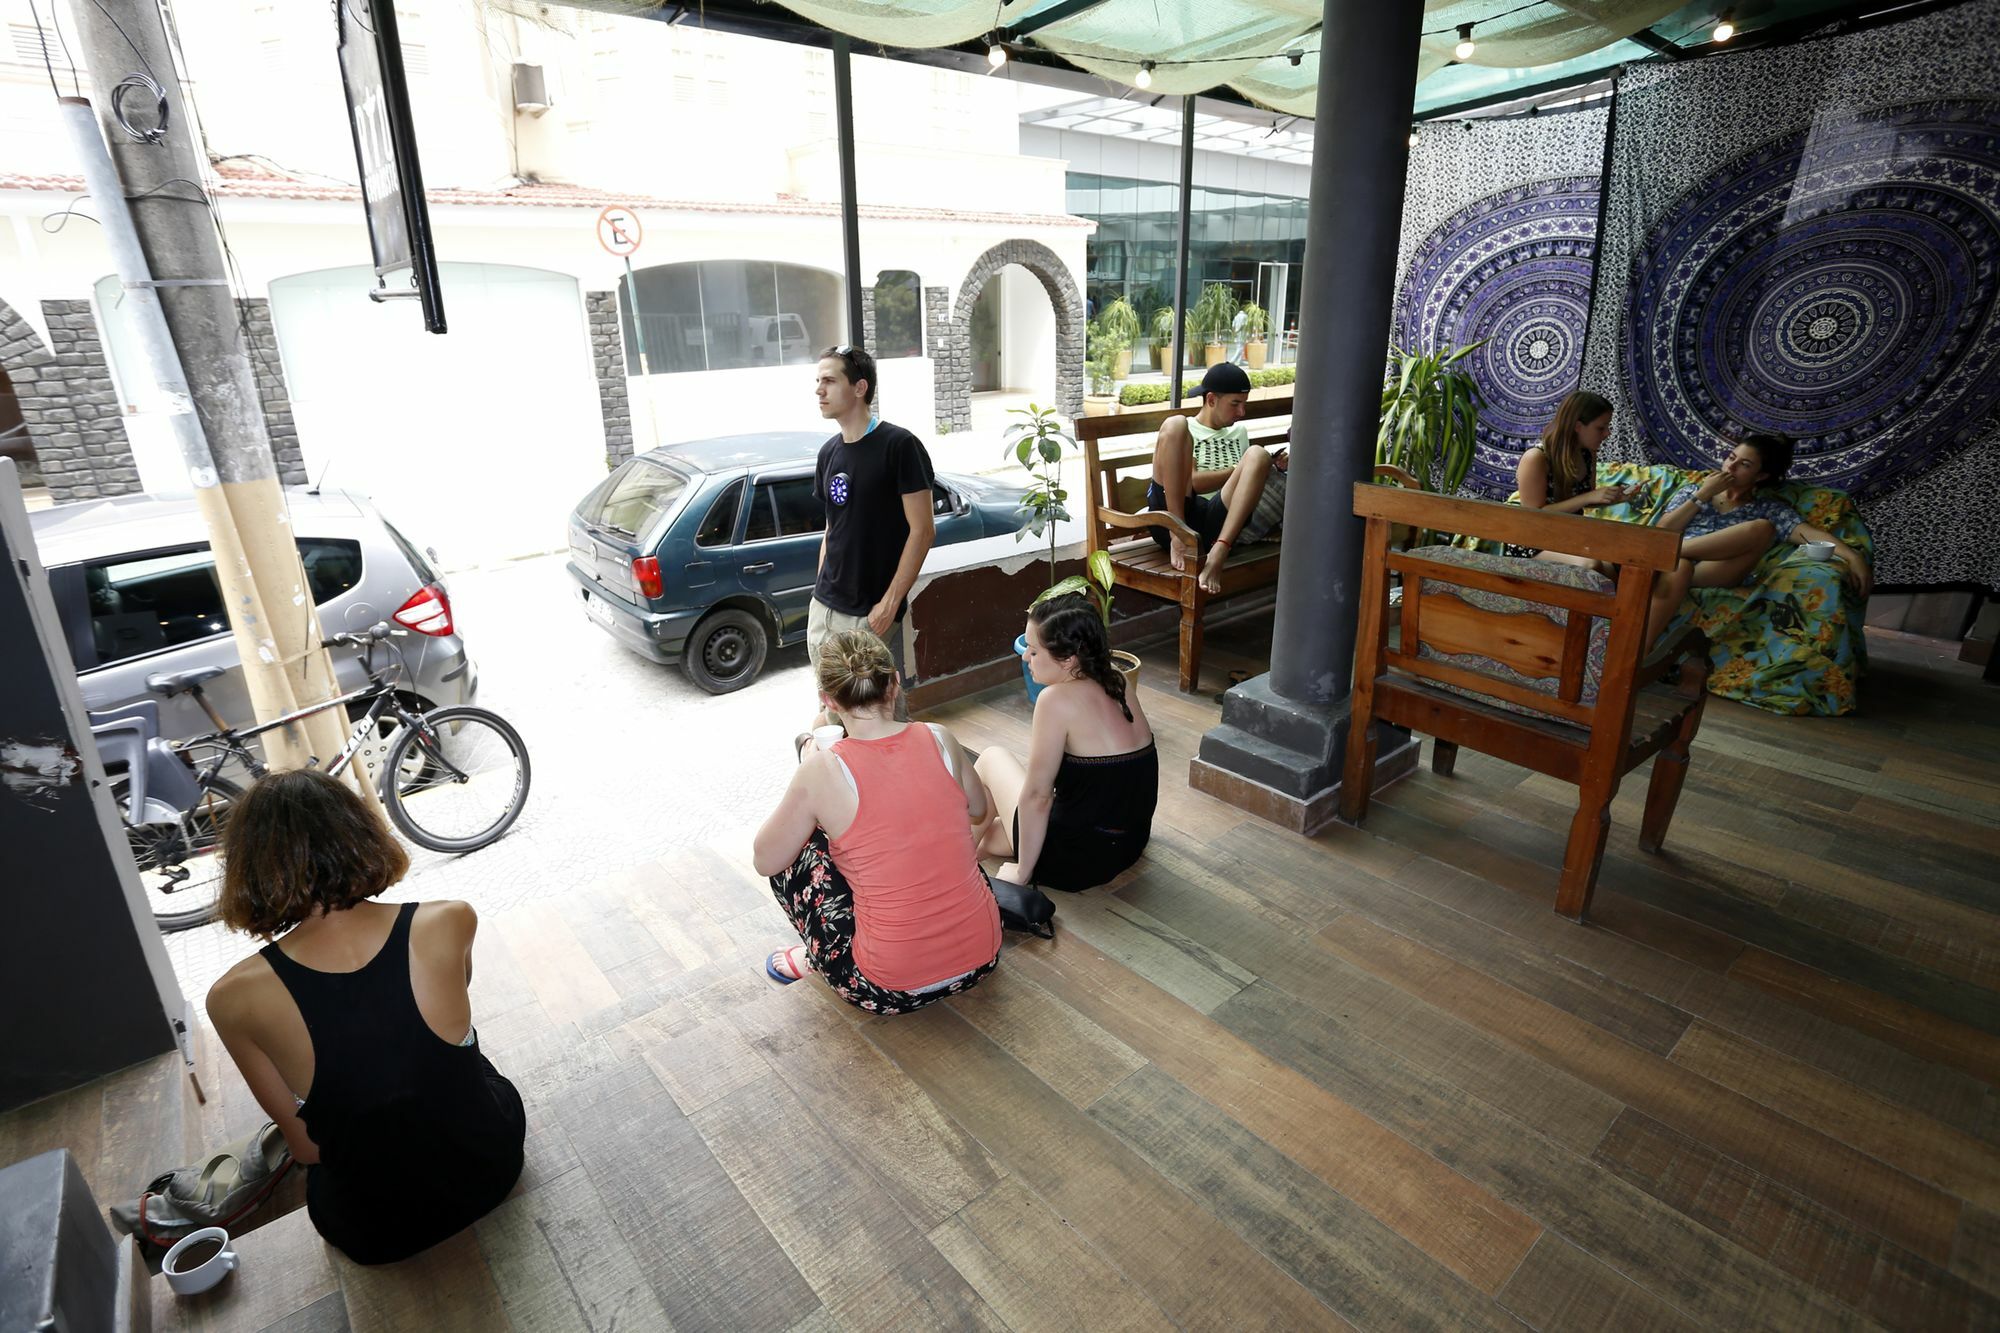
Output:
top-left (596, 206), bottom-right (643, 258)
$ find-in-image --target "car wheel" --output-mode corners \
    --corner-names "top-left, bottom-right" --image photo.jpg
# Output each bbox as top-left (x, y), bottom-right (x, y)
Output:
top-left (681, 607), bottom-right (768, 694)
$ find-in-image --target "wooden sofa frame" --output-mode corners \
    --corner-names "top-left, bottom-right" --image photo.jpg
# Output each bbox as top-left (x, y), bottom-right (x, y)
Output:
top-left (1075, 397), bottom-right (1295, 692)
top-left (1339, 482), bottom-right (1712, 920)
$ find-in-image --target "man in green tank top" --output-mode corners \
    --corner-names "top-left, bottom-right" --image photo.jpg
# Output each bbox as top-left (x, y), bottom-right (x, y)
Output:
top-left (1144, 362), bottom-right (1287, 594)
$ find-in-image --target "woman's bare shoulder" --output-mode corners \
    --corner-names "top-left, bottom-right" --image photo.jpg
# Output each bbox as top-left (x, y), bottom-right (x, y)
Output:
top-left (207, 952), bottom-right (280, 1026)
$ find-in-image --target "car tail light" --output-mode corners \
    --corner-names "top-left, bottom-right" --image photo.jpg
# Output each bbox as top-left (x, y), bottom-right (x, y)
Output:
top-left (632, 555), bottom-right (663, 600)
top-left (393, 582), bottom-right (454, 636)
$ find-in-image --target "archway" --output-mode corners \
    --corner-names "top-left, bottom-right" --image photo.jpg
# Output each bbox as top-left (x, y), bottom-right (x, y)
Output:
top-left (940, 240), bottom-right (1084, 432)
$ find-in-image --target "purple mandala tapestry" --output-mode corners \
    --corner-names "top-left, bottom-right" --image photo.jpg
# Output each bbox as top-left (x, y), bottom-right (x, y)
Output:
top-left (1397, 176), bottom-right (1602, 496)
top-left (1581, 0), bottom-right (2000, 588)
top-left (1621, 99), bottom-right (2000, 502)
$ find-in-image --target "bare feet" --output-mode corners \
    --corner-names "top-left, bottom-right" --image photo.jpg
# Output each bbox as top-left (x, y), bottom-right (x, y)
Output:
top-left (1198, 538), bottom-right (1230, 594)
top-left (1169, 539), bottom-right (1195, 575)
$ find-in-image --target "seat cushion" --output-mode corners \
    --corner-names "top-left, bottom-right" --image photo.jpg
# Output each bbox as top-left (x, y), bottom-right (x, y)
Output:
top-left (1403, 545), bottom-right (1614, 720)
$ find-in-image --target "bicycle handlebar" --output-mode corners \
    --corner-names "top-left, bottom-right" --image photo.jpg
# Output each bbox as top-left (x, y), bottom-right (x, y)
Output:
top-left (321, 620), bottom-right (400, 650)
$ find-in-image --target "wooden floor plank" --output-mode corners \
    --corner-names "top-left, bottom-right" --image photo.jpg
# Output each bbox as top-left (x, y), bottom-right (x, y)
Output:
top-left (926, 1176), bottom-right (1176, 1333)
top-left (1954, 1207), bottom-right (2000, 1300)
top-left (944, 967), bottom-right (1147, 1109)
top-left (1047, 889), bottom-right (1255, 1014)
top-left (152, 1205), bottom-right (341, 1333)
top-left (552, 1058), bottom-right (820, 1331)
top-left (474, 1166), bottom-right (670, 1332)
top-left (1213, 981), bottom-right (1863, 1332)
top-left (1670, 1021), bottom-right (2000, 1211)
top-left (1593, 1109), bottom-right (1999, 1332)
top-left (335, 1228), bottom-right (514, 1333)
top-left (1092, 1064), bottom-right (1530, 1331)
top-left (1728, 948), bottom-right (2000, 1088)
top-left (861, 1002), bottom-right (1352, 1331)
top-left (1007, 941), bottom-right (1543, 1295)
top-left (691, 1080), bottom-right (1006, 1331)
top-left (1672, 967), bottom-right (1999, 1144)
top-left (1495, 1233), bottom-right (1700, 1333)
top-left (1317, 912), bottom-right (1964, 1265)
top-left (491, 902), bottom-right (620, 1027)
top-left (731, 981), bottom-right (1002, 1232)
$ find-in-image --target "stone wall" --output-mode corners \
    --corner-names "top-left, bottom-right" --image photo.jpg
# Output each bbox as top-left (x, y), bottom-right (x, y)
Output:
top-left (586, 290), bottom-right (633, 470)
top-left (925, 285), bottom-right (965, 434)
top-left (238, 299), bottom-right (307, 485)
top-left (9, 300), bottom-right (140, 503)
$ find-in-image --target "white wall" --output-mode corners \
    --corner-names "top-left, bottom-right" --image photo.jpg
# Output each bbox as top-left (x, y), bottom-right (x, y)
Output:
top-left (997, 265), bottom-right (1056, 398)
top-left (1018, 123), bottom-right (1313, 199)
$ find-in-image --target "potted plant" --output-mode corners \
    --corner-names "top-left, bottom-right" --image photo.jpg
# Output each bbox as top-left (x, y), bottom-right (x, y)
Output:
top-left (1150, 303), bottom-right (1179, 371)
top-left (1100, 297), bottom-right (1140, 381)
top-left (1004, 406), bottom-right (1140, 700)
top-left (1192, 282), bottom-right (1239, 368)
top-left (1240, 301), bottom-right (1269, 370)
top-left (1377, 339), bottom-right (1485, 545)
top-left (1082, 321), bottom-right (1118, 417)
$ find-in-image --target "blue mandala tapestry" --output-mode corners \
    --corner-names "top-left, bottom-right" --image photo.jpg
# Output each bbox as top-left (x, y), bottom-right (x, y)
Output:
top-left (1393, 108), bottom-right (1610, 498)
top-left (1581, 0), bottom-right (2000, 589)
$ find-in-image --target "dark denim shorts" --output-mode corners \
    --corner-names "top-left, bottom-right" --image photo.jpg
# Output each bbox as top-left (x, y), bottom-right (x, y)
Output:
top-left (1145, 481), bottom-right (1226, 553)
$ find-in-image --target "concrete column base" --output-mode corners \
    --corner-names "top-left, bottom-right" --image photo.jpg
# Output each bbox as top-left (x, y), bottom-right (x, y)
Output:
top-left (1191, 674), bottom-right (1419, 836)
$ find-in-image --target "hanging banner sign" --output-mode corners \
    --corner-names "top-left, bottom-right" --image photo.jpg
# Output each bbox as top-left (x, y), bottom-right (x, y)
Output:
top-left (336, 0), bottom-right (446, 333)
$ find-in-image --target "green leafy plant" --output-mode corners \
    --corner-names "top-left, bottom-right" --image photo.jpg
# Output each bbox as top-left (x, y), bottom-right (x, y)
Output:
top-left (1100, 297), bottom-right (1140, 350)
top-left (1190, 282), bottom-right (1240, 348)
top-left (1378, 341), bottom-right (1484, 494)
top-left (1248, 366), bottom-right (1295, 389)
top-left (1119, 381), bottom-right (1206, 407)
top-left (1084, 320), bottom-right (1117, 397)
top-left (1033, 549), bottom-right (1117, 625)
top-left (1239, 301), bottom-right (1268, 342)
top-left (1150, 304), bottom-right (1180, 347)
top-left (1005, 403), bottom-right (1077, 585)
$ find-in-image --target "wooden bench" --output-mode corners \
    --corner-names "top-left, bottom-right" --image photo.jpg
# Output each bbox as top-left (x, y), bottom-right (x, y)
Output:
top-left (1339, 482), bottom-right (1711, 921)
top-left (1075, 397), bottom-right (1295, 692)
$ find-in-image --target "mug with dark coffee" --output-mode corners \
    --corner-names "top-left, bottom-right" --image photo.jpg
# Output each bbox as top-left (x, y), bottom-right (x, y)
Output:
top-left (164, 1225), bottom-right (238, 1295)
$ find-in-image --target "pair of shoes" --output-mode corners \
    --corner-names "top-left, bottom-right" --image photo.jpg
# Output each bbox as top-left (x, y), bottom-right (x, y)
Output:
top-left (764, 946), bottom-right (807, 985)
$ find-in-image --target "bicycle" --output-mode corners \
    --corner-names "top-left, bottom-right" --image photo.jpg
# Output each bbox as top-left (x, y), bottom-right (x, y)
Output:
top-left (91, 622), bottom-right (531, 931)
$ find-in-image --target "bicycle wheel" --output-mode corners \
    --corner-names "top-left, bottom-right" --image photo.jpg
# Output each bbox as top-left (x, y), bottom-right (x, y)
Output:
top-left (114, 775), bottom-right (242, 932)
top-left (379, 707), bottom-right (530, 853)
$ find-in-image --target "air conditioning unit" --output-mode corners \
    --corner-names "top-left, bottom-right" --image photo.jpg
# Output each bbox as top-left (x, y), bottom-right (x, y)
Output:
top-left (512, 63), bottom-right (551, 117)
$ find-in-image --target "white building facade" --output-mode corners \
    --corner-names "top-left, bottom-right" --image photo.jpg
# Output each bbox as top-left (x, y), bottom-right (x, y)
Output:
top-left (0, 0), bottom-right (1089, 563)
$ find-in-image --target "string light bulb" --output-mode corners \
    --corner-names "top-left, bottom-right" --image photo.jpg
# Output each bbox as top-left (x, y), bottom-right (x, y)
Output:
top-left (1454, 23), bottom-right (1476, 61)
top-left (1286, 49), bottom-right (1303, 67)
top-left (986, 36), bottom-right (1008, 68)
top-left (1407, 129), bottom-right (1419, 148)
top-left (1135, 60), bottom-right (1154, 89)
top-left (1712, 11), bottom-right (1735, 42)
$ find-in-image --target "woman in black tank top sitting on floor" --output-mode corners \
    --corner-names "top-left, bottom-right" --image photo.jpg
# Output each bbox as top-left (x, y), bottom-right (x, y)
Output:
top-left (206, 770), bottom-right (524, 1266)
top-left (975, 593), bottom-right (1158, 891)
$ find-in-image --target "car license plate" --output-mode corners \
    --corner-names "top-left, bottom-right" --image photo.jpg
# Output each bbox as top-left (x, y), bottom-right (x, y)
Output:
top-left (584, 593), bottom-right (618, 630)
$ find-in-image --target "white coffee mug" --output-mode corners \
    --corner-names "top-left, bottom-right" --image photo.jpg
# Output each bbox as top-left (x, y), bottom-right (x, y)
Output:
top-left (812, 725), bottom-right (845, 752)
top-left (163, 1226), bottom-right (238, 1296)
top-left (1799, 540), bottom-right (1836, 561)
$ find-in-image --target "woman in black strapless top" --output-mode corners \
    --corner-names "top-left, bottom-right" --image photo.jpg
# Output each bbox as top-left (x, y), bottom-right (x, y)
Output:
top-left (206, 771), bottom-right (523, 1265)
top-left (976, 594), bottom-right (1158, 892)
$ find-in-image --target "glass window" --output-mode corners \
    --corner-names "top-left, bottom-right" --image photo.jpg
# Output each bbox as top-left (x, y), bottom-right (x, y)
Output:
top-left (621, 260), bottom-right (845, 374)
top-left (580, 458), bottom-right (688, 538)
top-left (85, 548), bottom-right (224, 663)
top-left (695, 479), bottom-right (743, 547)
top-left (381, 520), bottom-right (437, 585)
top-left (744, 483), bottom-right (776, 542)
top-left (873, 271), bottom-right (922, 360)
top-left (300, 538), bottom-right (364, 603)
top-left (772, 478), bottom-right (822, 537)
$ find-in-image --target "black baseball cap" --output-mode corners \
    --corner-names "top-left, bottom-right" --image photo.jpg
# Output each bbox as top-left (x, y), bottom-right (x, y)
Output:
top-left (1200, 362), bottom-right (1252, 397)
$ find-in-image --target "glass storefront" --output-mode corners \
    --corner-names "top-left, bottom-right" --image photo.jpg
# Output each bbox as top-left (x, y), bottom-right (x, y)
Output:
top-left (1067, 171), bottom-right (1309, 368)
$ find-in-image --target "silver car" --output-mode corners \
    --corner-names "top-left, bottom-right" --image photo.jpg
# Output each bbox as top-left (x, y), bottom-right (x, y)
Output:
top-left (31, 487), bottom-right (478, 751)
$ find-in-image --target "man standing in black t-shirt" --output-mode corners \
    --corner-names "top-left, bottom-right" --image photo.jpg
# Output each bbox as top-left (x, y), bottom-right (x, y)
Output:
top-left (810, 345), bottom-right (935, 720)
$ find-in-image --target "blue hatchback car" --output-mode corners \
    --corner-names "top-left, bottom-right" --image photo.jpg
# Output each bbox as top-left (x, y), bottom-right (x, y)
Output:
top-left (567, 432), bottom-right (1030, 692)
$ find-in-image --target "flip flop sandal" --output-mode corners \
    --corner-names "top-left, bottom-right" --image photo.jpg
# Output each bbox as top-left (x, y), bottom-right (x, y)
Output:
top-left (764, 946), bottom-right (807, 984)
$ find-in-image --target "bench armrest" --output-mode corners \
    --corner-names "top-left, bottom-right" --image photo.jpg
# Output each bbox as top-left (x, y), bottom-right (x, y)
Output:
top-left (1373, 464), bottom-right (1421, 489)
top-left (1099, 506), bottom-right (1193, 544)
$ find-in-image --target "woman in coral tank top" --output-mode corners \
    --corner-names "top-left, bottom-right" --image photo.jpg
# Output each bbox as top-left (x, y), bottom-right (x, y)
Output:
top-left (753, 629), bottom-right (1002, 1014)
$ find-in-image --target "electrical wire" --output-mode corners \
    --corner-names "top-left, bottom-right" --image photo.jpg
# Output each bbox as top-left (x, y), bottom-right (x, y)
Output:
top-left (77, 0), bottom-right (160, 81)
top-left (111, 72), bottom-right (171, 143)
top-left (46, 0), bottom-right (82, 96)
top-left (23, 0), bottom-right (62, 98)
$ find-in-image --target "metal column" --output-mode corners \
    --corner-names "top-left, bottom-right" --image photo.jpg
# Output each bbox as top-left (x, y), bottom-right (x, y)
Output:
top-left (1168, 94), bottom-right (1196, 403)
top-left (832, 35), bottom-right (866, 346)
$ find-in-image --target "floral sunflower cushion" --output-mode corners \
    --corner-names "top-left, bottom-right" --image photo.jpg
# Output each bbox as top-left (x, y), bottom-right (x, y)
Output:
top-left (1402, 545), bottom-right (1613, 722)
